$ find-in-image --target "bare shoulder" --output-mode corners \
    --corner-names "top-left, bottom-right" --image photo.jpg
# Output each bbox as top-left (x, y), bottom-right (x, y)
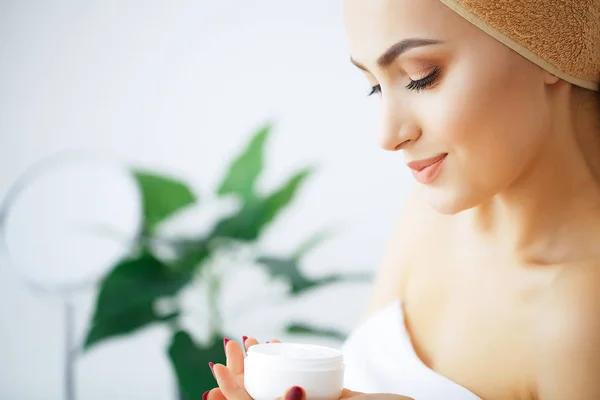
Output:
top-left (360, 185), bottom-right (447, 320)
top-left (533, 260), bottom-right (600, 399)
top-left (539, 260), bottom-right (600, 339)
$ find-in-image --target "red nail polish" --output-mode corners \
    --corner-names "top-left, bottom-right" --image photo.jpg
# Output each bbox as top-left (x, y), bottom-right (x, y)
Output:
top-left (208, 362), bottom-right (214, 375)
top-left (223, 338), bottom-right (229, 350)
top-left (242, 335), bottom-right (248, 344)
top-left (285, 386), bottom-right (304, 400)
top-left (203, 391), bottom-right (209, 400)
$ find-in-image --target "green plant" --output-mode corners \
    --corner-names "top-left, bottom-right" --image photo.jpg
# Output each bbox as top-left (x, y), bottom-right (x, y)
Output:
top-left (82, 122), bottom-right (370, 399)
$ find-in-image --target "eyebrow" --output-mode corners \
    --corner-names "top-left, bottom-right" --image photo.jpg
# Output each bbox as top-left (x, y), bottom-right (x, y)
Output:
top-left (350, 38), bottom-right (443, 71)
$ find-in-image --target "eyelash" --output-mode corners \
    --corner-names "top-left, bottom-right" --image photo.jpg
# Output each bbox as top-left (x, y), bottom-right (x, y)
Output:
top-left (368, 85), bottom-right (382, 96)
top-left (368, 66), bottom-right (442, 96)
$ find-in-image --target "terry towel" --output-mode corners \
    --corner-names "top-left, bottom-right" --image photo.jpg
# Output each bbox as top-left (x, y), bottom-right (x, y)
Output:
top-left (438, 0), bottom-right (600, 91)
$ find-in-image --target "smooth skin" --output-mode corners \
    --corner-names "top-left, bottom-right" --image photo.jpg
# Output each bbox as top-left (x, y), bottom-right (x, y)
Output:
top-left (209, 0), bottom-right (600, 399)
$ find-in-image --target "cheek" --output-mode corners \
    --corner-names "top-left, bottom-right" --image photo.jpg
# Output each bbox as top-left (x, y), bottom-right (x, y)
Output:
top-left (423, 55), bottom-right (549, 193)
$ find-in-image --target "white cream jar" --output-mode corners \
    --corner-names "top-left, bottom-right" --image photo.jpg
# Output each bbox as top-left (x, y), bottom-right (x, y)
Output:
top-left (244, 343), bottom-right (344, 400)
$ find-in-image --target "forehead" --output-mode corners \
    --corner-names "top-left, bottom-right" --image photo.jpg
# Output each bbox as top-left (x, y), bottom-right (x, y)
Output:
top-left (343, 0), bottom-right (469, 64)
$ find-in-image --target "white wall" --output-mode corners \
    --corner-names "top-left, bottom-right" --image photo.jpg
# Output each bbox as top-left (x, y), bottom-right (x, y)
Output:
top-left (0, 1), bottom-right (413, 399)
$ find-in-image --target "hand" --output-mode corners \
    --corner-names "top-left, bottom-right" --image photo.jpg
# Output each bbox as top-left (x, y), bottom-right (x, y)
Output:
top-left (205, 336), bottom-right (281, 400)
top-left (205, 338), bottom-right (414, 400)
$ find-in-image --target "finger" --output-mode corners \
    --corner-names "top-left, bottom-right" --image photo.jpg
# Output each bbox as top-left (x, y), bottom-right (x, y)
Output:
top-left (245, 337), bottom-right (259, 352)
top-left (339, 389), bottom-right (364, 398)
top-left (213, 364), bottom-right (251, 400)
top-left (225, 339), bottom-right (245, 375)
top-left (241, 336), bottom-right (249, 356)
top-left (348, 394), bottom-right (414, 400)
top-left (243, 337), bottom-right (280, 353)
top-left (274, 388), bottom-right (362, 400)
top-left (276, 386), bottom-right (306, 400)
top-left (205, 388), bottom-right (227, 400)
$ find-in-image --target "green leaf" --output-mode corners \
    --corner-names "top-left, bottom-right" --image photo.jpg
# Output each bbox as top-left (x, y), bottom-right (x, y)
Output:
top-left (84, 303), bottom-right (178, 349)
top-left (292, 228), bottom-right (336, 260)
top-left (285, 323), bottom-right (347, 341)
top-left (132, 170), bottom-right (197, 233)
top-left (217, 123), bottom-right (272, 202)
top-left (83, 253), bottom-right (191, 350)
top-left (168, 331), bottom-right (227, 399)
top-left (308, 272), bottom-right (373, 289)
top-left (172, 238), bottom-right (211, 275)
top-left (213, 168), bottom-right (312, 241)
top-left (256, 167), bottom-right (312, 229)
top-left (256, 256), bottom-right (372, 295)
top-left (92, 253), bottom-right (189, 317)
top-left (255, 256), bottom-right (313, 294)
top-left (211, 201), bottom-right (265, 241)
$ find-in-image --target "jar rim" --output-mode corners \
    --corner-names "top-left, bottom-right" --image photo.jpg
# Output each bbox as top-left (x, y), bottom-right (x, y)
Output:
top-left (246, 343), bottom-right (344, 370)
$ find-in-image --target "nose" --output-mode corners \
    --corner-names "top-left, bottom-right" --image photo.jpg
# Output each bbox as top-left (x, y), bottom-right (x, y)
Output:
top-left (377, 98), bottom-right (421, 151)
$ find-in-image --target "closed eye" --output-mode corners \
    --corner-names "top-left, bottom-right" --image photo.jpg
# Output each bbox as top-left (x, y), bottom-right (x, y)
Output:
top-left (406, 66), bottom-right (441, 92)
top-left (366, 66), bottom-right (441, 96)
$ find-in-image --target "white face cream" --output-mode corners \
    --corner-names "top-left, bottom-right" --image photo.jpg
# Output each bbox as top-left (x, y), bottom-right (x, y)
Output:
top-left (244, 343), bottom-right (345, 400)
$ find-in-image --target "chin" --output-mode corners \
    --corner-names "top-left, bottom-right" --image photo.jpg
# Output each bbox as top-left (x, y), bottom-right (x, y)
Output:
top-left (425, 186), bottom-right (484, 215)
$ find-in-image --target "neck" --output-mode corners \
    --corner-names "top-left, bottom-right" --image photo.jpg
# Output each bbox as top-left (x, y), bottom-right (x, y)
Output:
top-left (470, 88), bottom-right (600, 265)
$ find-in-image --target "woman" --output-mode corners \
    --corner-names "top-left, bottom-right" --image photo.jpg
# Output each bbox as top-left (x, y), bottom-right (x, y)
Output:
top-left (207, 0), bottom-right (600, 399)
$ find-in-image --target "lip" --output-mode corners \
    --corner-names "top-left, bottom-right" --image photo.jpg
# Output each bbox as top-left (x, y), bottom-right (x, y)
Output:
top-left (407, 153), bottom-right (447, 184)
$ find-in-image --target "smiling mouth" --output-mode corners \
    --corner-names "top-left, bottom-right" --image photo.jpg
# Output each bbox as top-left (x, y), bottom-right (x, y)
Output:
top-left (407, 153), bottom-right (447, 184)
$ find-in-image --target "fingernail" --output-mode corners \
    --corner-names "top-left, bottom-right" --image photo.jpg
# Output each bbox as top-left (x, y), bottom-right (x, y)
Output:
top-left (285, 386), bottom-right (304, 400)
top-left (223, 337), bottom-right (229, 350)
top-left (208, 362), bottom-right (214, 375)
top-left (242, 335), bottom-right (248, 344)
top-left (203, 391), bottom-right (209, 400)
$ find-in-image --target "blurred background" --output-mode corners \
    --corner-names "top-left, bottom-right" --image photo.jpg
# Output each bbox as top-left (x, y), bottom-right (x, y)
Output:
top-left (0, 1), bottom-right (413, 399)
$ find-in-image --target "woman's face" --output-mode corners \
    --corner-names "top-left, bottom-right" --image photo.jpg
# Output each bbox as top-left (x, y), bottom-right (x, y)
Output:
top-left (344, 0), bottom-right (557, 214)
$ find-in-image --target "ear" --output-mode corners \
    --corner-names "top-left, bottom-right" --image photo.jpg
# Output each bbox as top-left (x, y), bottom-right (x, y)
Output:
top-left (543, 71), bottom-right (560, 85)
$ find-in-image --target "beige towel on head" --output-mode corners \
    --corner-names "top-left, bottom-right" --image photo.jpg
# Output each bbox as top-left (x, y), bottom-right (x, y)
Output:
top-left (438, 0), bottom-right (600, 91)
